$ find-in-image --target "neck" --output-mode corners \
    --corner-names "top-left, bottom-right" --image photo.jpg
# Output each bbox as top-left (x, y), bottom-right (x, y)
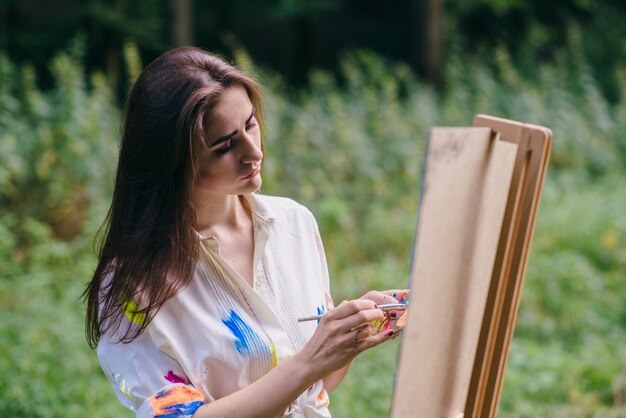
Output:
top-left (194, 193), bottom-right (252, 238)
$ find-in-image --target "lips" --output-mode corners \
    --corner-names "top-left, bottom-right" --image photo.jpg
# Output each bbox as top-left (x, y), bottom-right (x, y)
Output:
top-left (243, 165), bottom-right (261, 179)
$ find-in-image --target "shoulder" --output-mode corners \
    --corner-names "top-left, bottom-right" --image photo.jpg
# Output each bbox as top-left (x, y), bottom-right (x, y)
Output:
top-left (250, 193), bottom-right (322, 237)
top-left (253, 193), bottom-right (307, 210)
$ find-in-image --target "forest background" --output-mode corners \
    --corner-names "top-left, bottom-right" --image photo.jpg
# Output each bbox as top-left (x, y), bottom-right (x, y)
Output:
top-left (1, 0), bottom-right (625, 416)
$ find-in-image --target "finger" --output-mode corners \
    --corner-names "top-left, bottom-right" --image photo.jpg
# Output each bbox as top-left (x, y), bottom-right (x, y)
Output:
top-left (380, 289), bottom-right (410, 302)
top-left (354, 324), bottom-right (371, 342)
top-left (355, 328), bottom-right (395, 353)
top-left (386, 308), bottom-right (407, 320)
top-left (326, 299), bottom-right (377, 321)
top-left (338, 307), bottom-right (386, 333)
top-left (360, 290), bottom-right (396, 305)
top-left (330, 325), bottom-right (370, 354)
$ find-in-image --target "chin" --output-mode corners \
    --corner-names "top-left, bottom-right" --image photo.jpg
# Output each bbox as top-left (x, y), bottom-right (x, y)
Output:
top-left (242, 177), bottom-right (262, 194)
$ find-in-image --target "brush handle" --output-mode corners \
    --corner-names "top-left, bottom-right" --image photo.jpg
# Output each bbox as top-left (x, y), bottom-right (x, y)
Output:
top-left (297, 302), bottom-right (408, 322)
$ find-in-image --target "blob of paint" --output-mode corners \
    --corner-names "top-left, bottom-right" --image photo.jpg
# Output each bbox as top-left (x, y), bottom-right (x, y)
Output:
top-left (122, 299), bottom-right (146, 326)
top-left (222, 310), bottom-right (256, 354)
top-left (149, 386), bottom-right (205, 417)
top-left (165, 370), bottom-right (190, 385)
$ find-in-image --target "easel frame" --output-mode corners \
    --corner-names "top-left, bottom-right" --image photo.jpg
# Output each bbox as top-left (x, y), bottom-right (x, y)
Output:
top-left (390, 115), bottom-right (552, 418)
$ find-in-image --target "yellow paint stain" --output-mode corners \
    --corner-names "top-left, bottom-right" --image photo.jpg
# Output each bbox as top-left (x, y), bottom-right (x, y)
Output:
top-left (270, 342), bottom-right (277, 368)
top-left (113, 373), bottom-right (134, 401)
top-left (122, 299), bottom-right (146, 326)
top-left (120, 379), bottom-right (132, 399)
top-left (369, 319), bottom-right (385, 333)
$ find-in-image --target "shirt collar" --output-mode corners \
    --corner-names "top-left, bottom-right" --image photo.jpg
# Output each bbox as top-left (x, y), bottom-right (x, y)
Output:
top-left (245, 193), bottom-right (277, 225)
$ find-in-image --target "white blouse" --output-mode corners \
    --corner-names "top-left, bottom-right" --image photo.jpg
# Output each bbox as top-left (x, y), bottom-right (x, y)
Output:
top-left (98, 194), bottom-right (334, 417)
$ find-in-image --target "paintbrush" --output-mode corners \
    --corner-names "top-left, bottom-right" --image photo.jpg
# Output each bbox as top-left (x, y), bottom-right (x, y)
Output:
top-left (297, 301), bottom-right (408, 322)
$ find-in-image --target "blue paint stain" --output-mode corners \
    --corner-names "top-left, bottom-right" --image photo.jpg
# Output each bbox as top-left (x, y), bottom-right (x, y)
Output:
top-left (316, 305), bottom-right (326, 324)
top-left (153, 401), bottom-right (204, 417)
top-left (222, 310), bottom-right (256, 354)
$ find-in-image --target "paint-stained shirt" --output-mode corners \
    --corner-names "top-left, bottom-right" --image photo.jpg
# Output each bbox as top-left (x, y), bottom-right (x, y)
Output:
top-left (97, 194), bottom-right (334, 418)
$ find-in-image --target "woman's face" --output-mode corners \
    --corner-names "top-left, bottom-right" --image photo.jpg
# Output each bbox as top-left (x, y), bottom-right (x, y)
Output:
top-left (195, 86), bottom-right (263, 198)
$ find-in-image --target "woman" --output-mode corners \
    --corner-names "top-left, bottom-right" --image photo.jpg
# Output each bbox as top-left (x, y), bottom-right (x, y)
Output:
top-left (84, 46), bottom-right (406, 418)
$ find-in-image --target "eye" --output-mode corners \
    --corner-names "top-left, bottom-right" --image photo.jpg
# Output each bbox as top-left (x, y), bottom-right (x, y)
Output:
top-left (214, 140), bottom-right (232, 155)
top-left (246, 117), bottom-right (258, 131)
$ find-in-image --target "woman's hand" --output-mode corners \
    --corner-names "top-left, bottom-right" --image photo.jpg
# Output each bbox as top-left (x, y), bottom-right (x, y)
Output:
top-left (296, 299), bottom-right (394, 381)
top-left (360, 289), bottom-right (409, 303)
top-left (359, 289), bottom-right (410, 336)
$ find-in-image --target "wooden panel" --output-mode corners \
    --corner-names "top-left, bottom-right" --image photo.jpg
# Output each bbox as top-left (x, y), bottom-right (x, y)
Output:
top-left (390, 127), bottom-right (518, 418)
top-left (390, 115), bottom-right (552, 418)
top-left (465, 115), bottom-right (552, 417)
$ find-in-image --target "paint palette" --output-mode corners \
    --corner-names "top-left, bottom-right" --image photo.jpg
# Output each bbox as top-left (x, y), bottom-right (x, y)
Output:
top-left (368, 305), bottom-right (409, 335)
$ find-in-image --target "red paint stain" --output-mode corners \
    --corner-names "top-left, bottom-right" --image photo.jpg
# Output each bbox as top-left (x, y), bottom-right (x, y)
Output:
top-left (164, 370), bottom-right (190, 384)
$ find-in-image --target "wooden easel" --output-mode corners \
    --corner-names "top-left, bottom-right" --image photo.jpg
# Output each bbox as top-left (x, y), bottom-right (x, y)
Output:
top-left (390, 115), bottom-right (552, 418)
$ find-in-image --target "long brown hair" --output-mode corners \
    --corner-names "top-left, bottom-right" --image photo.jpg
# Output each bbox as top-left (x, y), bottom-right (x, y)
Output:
top-left (83, 47), bottom-right (264, 348)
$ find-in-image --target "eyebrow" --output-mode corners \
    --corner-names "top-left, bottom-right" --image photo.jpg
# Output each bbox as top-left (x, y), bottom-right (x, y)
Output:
top-left (209, 108), bottom-right (256, 147)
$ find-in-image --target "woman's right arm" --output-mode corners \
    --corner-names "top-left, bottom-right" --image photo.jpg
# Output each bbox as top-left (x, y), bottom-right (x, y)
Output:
top-left (192, 299), bottom-right (393, 418)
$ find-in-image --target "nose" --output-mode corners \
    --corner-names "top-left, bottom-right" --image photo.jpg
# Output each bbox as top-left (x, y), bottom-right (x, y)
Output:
top-left (241, 132), bottom-right (263, 165)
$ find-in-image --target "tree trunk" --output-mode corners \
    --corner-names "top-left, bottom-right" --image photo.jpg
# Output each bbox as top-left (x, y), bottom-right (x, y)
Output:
top-left (292, 14), bottom-right (317, 84)
top-left (170, 0), bottom-right (193, 46)
top-left (409, 0), bottom-right (443, 86)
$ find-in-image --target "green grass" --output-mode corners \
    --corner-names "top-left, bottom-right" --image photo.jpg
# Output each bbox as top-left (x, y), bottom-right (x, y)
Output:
top-left (1, 41), bottom-right (625, 416)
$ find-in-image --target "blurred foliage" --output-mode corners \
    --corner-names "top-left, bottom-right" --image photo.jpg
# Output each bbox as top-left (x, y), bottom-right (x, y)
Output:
top-left (1, 32), bottom-right (626, 417)
top-left (3, 0), bottom-right (626, 94)
top-left (446, 0), bottom-right (626, 103)
top-left (0, 40), bottom-right (118, 241)
top-left (0, 0), bottom-right (166, 63)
